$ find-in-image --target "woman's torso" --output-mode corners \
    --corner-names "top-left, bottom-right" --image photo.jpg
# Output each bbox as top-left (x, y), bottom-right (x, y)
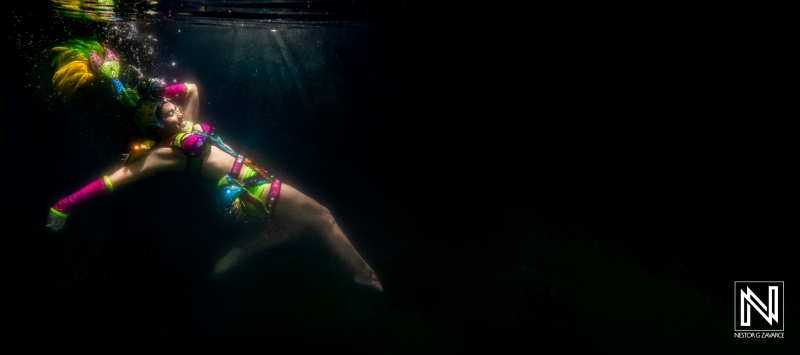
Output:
top-left (198, 145), bottom-right (240, 181)
top-left (153, 124), bottom-right (242, 182)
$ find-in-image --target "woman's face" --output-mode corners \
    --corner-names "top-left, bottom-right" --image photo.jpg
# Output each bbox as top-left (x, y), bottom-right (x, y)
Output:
top-left (157, 101), bottom-right (187, 136)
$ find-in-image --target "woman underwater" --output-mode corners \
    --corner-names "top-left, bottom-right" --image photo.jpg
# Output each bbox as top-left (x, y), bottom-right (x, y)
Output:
top-left (44, 39), bottom-right (383, 292)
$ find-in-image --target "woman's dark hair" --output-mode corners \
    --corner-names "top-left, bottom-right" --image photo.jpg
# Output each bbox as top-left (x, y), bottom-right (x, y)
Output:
top-left (122, 105), bottom-right (161, 154)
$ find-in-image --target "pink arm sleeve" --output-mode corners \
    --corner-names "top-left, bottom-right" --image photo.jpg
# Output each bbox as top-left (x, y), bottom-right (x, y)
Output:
top-left (51, 177), bottom-right (114, 216)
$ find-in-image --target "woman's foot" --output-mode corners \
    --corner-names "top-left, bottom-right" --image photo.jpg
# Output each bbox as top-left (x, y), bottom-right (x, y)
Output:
top-left (354, 269), bottom-right (384, 292)
top-left (214, 247), bottom-right (243, 274)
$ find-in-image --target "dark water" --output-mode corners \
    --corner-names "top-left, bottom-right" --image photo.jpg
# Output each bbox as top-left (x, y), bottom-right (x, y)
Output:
top-left (4, 1), bottom-right (796, 353)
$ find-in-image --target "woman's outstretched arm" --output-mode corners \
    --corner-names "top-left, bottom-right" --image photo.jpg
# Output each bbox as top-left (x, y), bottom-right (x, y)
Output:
top-left (46, 146), bottom-right (187, 232)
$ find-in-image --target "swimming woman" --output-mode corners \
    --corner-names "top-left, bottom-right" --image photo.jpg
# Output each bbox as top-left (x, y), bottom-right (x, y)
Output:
top-left (44, 40), bottom-right (383, 292)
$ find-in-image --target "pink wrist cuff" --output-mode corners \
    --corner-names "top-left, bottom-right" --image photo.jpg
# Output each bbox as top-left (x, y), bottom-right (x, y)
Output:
top-left (165, 83), bottom-right (190, 100)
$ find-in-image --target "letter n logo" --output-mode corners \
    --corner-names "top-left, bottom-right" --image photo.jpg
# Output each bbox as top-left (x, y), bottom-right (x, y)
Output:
top-left (734, 281), bottom-right (784, 331)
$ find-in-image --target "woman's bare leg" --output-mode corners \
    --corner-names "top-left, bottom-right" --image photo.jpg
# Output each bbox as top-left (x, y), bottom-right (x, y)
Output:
top-left (214, 183), bottom-right (383, 292)
top-left (213, 220), bottom-right (290, 274)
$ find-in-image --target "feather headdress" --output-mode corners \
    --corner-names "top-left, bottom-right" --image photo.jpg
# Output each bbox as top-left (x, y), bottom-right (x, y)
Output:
top-left (50, 39), bottom-right (139, 106)
top-left (50, 39), bottom-right (105, 99)
top-left (49, 39), bottom-right (188, 134)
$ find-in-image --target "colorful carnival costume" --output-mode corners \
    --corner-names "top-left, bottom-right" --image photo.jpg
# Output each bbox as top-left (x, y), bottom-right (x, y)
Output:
top-left (48, 39), bottom-right (281, 225)
top-left (169, 122), bottom-right (282, 223)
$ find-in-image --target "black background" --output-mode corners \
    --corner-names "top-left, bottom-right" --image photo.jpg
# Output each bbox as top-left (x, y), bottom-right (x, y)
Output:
top-left (3, 1), bottom-right (796, 353)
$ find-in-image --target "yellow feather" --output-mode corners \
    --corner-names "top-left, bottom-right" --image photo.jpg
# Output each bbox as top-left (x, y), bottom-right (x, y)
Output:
top-left (56, 52), bottom-right (86, 68)
top-left (53, 70), bottom-right (70, 88)
top-left (54, 74), bottom-right (75, 95)
top-left (53, 61), bottom-right (93, 97)
top-left (57, 62), bottom-right (89, 79)
top-left (55, 81), bottom-right (67, 96)
top-left (54, 65), bottom-right (74, 80)
top-left (53, 64), bottom-right (82, 86)
top-left (61, 73), bottom-right (84, 89)
top-left (65, 61), bottom-right (89, 74)
top-left (60, 74), bottom-right (89, 97)
top-left (52, 48), bottom-right (72, 62)
top-left (76, 73), bottom-right (94, 87)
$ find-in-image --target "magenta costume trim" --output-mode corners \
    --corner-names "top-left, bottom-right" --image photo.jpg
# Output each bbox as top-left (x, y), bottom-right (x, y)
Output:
top-left (267, 180), bottom-right (281, 218)
top-left (231, 154), bottom-right (245, 178)
top-left (199, 123), bottom-right (213, 135)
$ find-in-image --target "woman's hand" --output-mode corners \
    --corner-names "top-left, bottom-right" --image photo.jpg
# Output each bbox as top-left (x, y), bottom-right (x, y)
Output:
top-left (46, 210), bottom-right (67, 232)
